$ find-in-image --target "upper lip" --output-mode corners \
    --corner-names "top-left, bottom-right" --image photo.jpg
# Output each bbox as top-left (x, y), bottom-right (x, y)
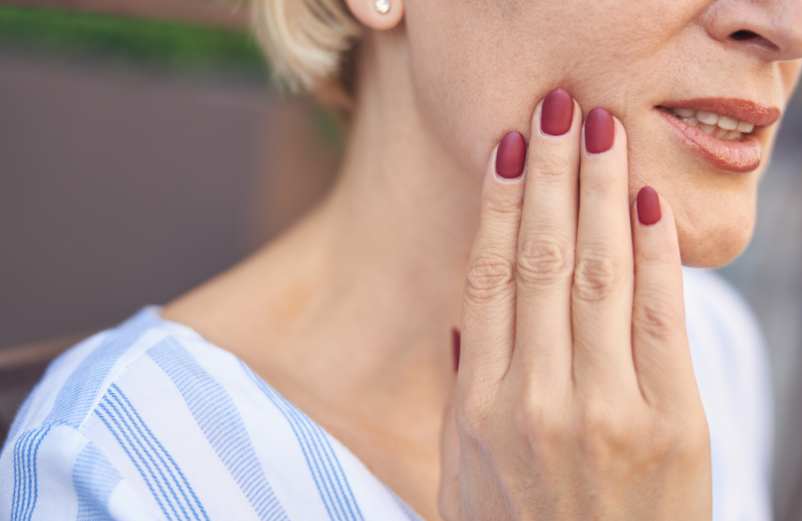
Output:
top-left (656, 97), bottom-right (781, 127)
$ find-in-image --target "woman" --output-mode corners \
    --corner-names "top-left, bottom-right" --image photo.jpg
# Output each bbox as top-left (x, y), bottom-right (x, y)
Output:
top-left (2, 0), bottom-right (801, 519)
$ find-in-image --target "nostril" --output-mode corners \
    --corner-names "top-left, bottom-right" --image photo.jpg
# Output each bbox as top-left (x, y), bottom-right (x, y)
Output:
top-left (729, 29), bottom-right (780, 51)
top-left (731, 29), bottom-right (758, 41)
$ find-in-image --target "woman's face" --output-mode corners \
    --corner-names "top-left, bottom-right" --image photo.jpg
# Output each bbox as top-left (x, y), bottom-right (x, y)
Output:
top-left (402, 0), bottom-right (802, 267)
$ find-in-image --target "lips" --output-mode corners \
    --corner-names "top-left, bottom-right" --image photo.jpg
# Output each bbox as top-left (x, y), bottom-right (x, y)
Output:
top-left (654, 97), bottom-right (781, 173)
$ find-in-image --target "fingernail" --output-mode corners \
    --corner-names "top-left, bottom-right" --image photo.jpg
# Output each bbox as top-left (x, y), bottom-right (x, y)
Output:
top-left (584, 107), bottom-right (615, 153)
top-left (540, 88), bottom-right (574, 136)
top-left (451, 327), bottom-right (461, 373)
top-left (495, 131), bottom-right (527, 179)
top-left (637, 185), bottom-right (662, 225)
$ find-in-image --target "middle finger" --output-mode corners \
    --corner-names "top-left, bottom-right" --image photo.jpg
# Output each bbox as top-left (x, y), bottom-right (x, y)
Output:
top-left (572, 108), bottom-right (638, 395)
top-left (510, 88), bottom-right (582, 388)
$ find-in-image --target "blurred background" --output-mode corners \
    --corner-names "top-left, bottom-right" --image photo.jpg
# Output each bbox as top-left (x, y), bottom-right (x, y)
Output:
top-left (0, 2), bottom-right (800, 519)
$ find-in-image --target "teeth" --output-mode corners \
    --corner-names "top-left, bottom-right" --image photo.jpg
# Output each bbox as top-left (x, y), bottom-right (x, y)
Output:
top-left (717, 116), bottom-right (738, 130)
top-left (696, 111), bottom-right (719, 125)
top-left (665, 107), bottom-right (756, 137)
top-left (717, 127), bottom-right (736, 139)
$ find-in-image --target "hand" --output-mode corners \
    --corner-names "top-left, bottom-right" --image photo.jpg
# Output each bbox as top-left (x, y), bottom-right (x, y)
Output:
top-left (438, 89), bottom-right (712, 520)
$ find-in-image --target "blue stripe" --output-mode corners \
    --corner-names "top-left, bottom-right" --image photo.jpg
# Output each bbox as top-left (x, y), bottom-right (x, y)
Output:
top-left (241, 361), bottom-right (366, 521)
top-left (11, 430), bottom-right (27, 520)
top-left (7, 310), bottom-right (160, 521)
top-left (264, 384), bottom-right (341, 521)
top-left (148, 338), bottom-right (289, 521)
top-left (47, 308), bottom-right (160, 428)
top-left (73, 442), bottom-right (121, 521)
top-left (387, 487), bottom-right (424, 521)
top-left (10, 425), bottom-right (52, 521)
top-left (308, 416), bottom-right (364, 520)
top-left (107, 385), bottom-right (209, 521)
top-left (243, 364), bottom-right (349, 520)
top-left (102, 391), bottom-right (192, 521)
top-left (280, 390), bottom-right (356, 520)
top-left (95, 398), bottom-right (180, 520)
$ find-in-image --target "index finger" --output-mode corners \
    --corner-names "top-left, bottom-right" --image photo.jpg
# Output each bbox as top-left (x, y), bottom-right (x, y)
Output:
top-left (459, 131), bottom-right (526, 389)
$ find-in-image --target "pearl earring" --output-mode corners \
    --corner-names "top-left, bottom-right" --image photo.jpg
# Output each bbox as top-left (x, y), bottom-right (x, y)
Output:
top-left (374, 0), bottom-right (391, 14)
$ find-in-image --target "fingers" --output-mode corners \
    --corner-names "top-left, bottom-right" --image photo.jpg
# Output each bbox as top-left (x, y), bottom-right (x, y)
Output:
top-left (459, 132), bottom-right (526, 387)
top-left (630, 187), bottom-right (697, 408)
top-left (510, 88), bottom-right (582, 387)
top-left (571, 110), bottom-right (638, 395)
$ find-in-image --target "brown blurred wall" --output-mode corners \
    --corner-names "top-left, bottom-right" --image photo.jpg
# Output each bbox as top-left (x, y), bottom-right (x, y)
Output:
top-left (0, 49), bottom-right (339, 347)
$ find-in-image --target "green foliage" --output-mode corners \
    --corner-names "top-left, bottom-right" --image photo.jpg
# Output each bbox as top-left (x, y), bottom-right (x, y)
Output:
top-left (0, 6), bottom-right (268, 78)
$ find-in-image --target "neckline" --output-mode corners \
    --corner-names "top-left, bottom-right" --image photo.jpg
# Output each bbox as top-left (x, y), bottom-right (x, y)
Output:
top-left (134, 304), bottom-right (424, 521)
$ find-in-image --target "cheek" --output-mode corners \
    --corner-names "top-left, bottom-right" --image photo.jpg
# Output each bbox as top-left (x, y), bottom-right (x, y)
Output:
top-left (780, 61), bottom-right (802, 98)
top-left (403, 0), bottom-right (698, 176)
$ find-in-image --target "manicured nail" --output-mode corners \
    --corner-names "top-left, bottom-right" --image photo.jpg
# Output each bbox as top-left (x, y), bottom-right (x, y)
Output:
top-left (540, 88), bottom-right (574, 136)
top-left (637, 185), bottom-right (662, 225)
top-left (584, 107), bottom-right (615, 153)
top-left (495, 131), bottom-right (527, 179)
top-left (451, 327), bottom-right (461, 373)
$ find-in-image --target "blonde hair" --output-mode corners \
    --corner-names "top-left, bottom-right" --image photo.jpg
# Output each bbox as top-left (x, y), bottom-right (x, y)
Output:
top-left (250, 0), bottom-right (363, 108)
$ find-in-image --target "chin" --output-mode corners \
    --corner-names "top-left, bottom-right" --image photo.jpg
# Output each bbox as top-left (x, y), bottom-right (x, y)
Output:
top-left (676, 208), bottom-right (757, 268)
top-left (628, 115), bottom-right (763, 269)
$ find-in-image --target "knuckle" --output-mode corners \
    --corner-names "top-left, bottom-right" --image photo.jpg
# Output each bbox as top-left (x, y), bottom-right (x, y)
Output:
top-left (516, 233), bottom-right (573, 289)
top-left (664, 414), bottom-right (711, 461)
top-left (483, 191), bottom-right (523, 219)
top-left (464, 253), bottom-right (515, 304)
top-left (513, 399), bottom-right (571, 449)
top-left (641, 415), bottom-right (710, 468)
top-left (578, 401), bottom-right (634, 460)
top-left (582, 168), bottom-right (619, 196)
top-left (531, 152), bottom-right (569, 180)
top-left (633, 293), bottom-right (681, 342)
top-left (573, 246), bottom-right (621, 302)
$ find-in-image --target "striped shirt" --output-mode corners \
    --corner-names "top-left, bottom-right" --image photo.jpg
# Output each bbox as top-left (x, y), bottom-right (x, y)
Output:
top-left (0, 266), bottom-right (773, 520)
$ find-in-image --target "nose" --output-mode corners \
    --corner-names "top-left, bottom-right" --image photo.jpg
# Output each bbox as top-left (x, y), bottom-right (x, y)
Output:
top-left (703, 0), bottom-right (802, 62)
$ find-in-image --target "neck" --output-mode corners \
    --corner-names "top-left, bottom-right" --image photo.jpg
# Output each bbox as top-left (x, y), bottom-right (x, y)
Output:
top-left (308, 36), bottom-right (481, 377)
top-left (199, 35), bottom-right (485, 436)
top-left (240, 37), bottom-right (480, 425)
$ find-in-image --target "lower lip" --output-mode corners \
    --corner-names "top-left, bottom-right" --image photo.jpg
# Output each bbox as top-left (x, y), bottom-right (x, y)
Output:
top-left (655, 109), bottom-right (762, 173)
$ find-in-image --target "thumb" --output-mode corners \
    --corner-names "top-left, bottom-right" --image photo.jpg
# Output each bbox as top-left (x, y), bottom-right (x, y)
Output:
top-left (438, 327), bottom-right (462, 521)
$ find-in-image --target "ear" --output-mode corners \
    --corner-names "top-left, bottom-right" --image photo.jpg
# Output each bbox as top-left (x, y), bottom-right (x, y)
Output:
top-left (344, 0), bottom-right (404, 31)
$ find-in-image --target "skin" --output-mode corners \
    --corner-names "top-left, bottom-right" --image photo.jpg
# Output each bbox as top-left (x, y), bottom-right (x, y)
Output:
top-left (162, 0), bottom-right (802, 519)
top-left (437, 96), bottom-right (711, 520)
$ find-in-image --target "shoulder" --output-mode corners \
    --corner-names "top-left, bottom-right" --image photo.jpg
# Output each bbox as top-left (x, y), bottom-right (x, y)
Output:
top-left (0, 305), bottom-right (378, 521)
top-left (1, 306), bottom-right (204, 439)
top-left (0, 305), bottom-right (306, 520)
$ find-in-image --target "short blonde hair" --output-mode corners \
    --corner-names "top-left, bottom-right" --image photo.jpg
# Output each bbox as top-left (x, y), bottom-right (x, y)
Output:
top-left (250, 0), bottom-right (363, 108)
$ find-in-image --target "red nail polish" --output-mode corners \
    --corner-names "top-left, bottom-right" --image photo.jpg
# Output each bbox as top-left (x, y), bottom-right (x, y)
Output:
top-left (541, 88), bottom-right (574, 136)
top-left (585, 107), bottom-right (615, 153)
top-left (637, 185), bottom-right (662, 225)
top-left (451, 327), bottom-right (461, 373)
top-left (496, 131), bottom-right (527, 179)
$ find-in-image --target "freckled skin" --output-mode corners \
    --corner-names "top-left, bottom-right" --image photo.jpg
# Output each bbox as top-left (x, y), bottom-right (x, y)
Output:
top-left (400, 0), bottom-right (802, 267)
